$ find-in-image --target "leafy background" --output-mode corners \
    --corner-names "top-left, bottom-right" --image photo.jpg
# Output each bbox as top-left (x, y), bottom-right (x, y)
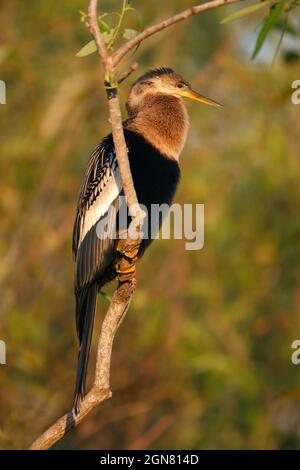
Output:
top-left (0, 0), bottom-right (300, 449)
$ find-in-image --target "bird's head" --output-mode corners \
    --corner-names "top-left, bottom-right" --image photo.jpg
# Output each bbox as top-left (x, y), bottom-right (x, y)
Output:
top-left (126, 67), bottom-right (222, 115)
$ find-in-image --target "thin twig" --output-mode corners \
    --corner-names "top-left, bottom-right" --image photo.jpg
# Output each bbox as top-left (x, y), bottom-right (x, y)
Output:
top-left (88, 0), bottom-right (110, 69)
top-left (117, 62), bottom-right (139, 84)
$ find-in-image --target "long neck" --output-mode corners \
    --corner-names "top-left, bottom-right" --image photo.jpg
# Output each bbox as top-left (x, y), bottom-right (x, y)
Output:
top-left (126, 94), bottom-right (189, 161)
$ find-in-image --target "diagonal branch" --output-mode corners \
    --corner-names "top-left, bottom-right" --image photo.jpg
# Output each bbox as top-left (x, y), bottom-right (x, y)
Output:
top-left (117, 62), bottom-right (139, 84)
top-left (30, 280), bottom-right (136, 450)
top-left (112, 0), bottom-right (244, 66)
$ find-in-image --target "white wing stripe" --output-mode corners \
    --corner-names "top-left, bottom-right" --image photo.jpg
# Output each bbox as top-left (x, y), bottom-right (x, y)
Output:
top-left (79, 167), bottom-right (122, 243)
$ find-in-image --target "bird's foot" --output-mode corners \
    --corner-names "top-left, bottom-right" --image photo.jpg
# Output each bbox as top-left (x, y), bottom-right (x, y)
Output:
top-left (115, 237), bottom-right (141, 283)
top-left (116, 237), bottom-right (141, 259)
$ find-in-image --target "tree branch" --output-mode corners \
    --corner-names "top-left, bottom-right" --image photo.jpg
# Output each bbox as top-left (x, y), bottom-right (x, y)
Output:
top-left (89, 0), bottom-right (145, 223)
top-left (117, 62), bottom-right (139, 84)
top-left (30, 280), bottom-right (136, 450)
top-left (112, 0), bottom-right (244, 66)
top-left (29, 0), bottom-right (244, 450)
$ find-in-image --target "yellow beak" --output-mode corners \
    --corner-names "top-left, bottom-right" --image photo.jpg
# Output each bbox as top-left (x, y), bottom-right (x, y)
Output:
top-left (180, 88), bottom-right (223, 108)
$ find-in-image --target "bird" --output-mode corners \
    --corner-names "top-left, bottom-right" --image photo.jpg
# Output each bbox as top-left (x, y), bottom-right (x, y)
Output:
top-left (72, 67), bottom-right (222, 413)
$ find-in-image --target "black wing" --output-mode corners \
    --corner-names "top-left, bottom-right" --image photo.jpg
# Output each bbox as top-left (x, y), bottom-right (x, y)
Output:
top-left (72, 136), bottom-right (124, 411)
top-left (73, 135), bottom-right (122, 299)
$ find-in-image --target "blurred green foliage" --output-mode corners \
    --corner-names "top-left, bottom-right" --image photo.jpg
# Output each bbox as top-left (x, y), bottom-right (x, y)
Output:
top-left (221, 0), bottom-right (300, 61)
top-left (1, 0), bottom-right (300, 450)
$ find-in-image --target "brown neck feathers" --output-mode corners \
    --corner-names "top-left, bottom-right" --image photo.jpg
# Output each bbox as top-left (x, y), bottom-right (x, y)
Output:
top-left (126, 93), bottom-right (189, 161)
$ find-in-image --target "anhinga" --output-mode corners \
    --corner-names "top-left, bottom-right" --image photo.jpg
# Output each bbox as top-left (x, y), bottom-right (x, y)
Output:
top-left (72, 67), bottom-right (221, 413)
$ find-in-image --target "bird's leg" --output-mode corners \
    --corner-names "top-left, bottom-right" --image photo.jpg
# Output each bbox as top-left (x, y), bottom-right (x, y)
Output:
top-left (114, 236), bottom-right (141, 283)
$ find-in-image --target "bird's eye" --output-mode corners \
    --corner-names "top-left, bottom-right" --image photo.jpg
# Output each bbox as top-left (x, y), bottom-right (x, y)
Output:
top-left (177, 83), bottom-right (186, 89)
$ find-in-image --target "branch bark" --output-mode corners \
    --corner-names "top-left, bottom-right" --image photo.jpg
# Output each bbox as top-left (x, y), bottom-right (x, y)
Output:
top-left (29, 0), bottom-right (243, 450)
top-left (89, 0), bottom-right (145, 223)
top-left (112, 0), bottom-right (244, 67)
top-left (30, 280), bottom-right (136, 450)
top-left (117, 62), bottom-right (139, 84)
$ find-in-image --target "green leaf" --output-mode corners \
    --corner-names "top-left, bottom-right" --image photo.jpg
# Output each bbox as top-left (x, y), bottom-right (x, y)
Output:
top-left (102, 29), bottom-right (115, 46)
top-left (75, 40), bottom-right (97, 57)
top-left (252, 0), bottom-right (286, 60)
top-left (98, 17), bottom-right (111, 33)
top-left (221, 1), bottom-right (271, 25)
top-left (122, 28), bottom-right (138, 40)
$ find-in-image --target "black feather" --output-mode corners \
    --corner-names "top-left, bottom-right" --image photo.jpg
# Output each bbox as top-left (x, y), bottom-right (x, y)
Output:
top-left (73, 282), bottom-right (98, 414)
top-left (133, 67), bottom-right (175, 85)
top-left (72, 128), bottom-right (180, 414)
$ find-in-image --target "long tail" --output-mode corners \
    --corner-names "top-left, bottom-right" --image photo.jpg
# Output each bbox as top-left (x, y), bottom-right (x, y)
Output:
top-left (73, 283), bottom-right (98, 414)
